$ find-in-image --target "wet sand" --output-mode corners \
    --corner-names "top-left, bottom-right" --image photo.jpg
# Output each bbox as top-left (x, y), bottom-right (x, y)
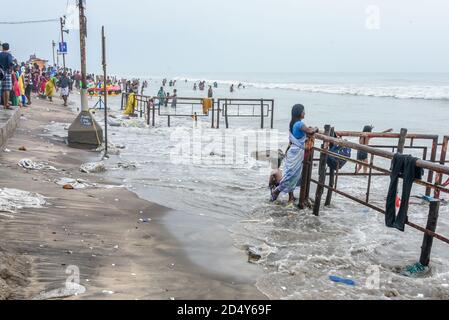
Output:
top-left (0, 97), bottom-right (266, 300)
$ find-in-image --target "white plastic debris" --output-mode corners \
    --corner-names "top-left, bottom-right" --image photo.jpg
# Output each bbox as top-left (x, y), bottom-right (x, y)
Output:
top-left (18, 159), bottom-right (57, 171)
top-left (102, 290), bottom-right (114, 295)
top-left (80, 162), bottom-right (106, 174)
top-left (0, 188), bottom-right (46, 213)
top-left (55, 178), bottom-right (92, 190)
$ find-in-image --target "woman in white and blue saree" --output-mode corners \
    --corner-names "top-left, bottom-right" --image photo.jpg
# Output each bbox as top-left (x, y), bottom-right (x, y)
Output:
top-left (271, 104), bottom-right (319, 205)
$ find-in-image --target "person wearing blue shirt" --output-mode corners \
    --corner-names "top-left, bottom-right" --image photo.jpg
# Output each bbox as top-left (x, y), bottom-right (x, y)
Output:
top-left (271, 104), bottom-right (319, 205)
top-left (0, 43), bottom-right (14, 109)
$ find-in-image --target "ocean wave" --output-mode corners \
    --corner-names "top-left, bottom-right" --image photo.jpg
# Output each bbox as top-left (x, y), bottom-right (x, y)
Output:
top-left (175, 76), bottom-right (449, 101)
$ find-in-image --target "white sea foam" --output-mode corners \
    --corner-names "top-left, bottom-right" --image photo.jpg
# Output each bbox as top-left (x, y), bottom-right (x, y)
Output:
top-left (175, 76), bottom-right (449, 101)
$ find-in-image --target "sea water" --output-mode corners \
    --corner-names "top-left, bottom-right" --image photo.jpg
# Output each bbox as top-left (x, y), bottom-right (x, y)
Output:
top-left (61, 72), bottom-right (449, 299)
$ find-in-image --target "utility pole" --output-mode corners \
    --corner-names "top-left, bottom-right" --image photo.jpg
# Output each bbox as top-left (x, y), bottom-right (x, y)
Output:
top-left (60, 17), bottom-right (66, 71)
top-left (79, 0), bottom-right (88, 112)
top-left (102, 26), bottom-right (108, 156)
top-left (68, 0), bottom-right (103, 149)
top-left (52, 40), bottom-right (56, 66)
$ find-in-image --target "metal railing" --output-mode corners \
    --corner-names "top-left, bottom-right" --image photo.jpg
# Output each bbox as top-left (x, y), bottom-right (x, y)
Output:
top-left (299, 125), bottom-right (449, 267)
top-left (121, 93), bottom-right (275, 129)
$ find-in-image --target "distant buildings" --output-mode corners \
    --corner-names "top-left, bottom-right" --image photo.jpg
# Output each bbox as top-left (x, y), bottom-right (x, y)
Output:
top-left (27, 54), bottom-right (48, 70)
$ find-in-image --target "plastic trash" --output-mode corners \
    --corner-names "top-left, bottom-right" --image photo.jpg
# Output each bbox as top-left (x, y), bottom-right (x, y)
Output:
top-left (18, 159), bottom-right (57, 171)
top-left (80, 162), bottom-right (106, 174)
top-left (400, 262), bottom-right (429, 277)
top-left (329, 276), bottom-right (356, 286)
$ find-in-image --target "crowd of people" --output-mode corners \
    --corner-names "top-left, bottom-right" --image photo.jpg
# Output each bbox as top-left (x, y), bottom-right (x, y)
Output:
top-left (0, 42), bottom-right (80, 109)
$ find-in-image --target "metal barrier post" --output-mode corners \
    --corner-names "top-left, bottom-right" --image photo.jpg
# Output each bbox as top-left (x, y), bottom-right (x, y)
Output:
top-left (168, 115), bottom-right (171, 128)
top-left (261, 99), bottom-right (264, 129)
top-left (427, 138), bottom-right (438, 196)
top-left (211, 99), bottom-right (215, 128)
top-left (435, 136), bottom-right (448, 199)
top-left (313, 125), bottom-right (331, 216)
top-left (271, 101), bottom-right (274, 129)
top-left (325, 127), bottom-right (335, 206)
top-left (152, 102), bottom-right (156, 127)
top-left (225, 100), bottom-right (229, 129)
top-left (419, 200), bottom-right (440, 267)
top-left (147, 102), bottom-right (150, 126)
top-left (217, 100), bottom-right (220, 129)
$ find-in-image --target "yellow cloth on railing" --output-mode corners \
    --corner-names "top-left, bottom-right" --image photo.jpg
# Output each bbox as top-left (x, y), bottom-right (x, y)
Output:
top-left (202, 98), bottom-right (213, 115)
top-left (124, 93), bottom-right (137, 115)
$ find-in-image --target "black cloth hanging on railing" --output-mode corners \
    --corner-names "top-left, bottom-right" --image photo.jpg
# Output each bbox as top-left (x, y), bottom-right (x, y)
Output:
top-left (386, 154), bottom-right (424, 232)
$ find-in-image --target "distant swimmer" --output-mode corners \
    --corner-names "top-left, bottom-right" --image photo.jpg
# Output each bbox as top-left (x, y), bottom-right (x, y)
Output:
top-left (171, 89), bottom-right (178, 108)
top-left (270, 104), bottom-right (319, 205)
top-left (238, 83), bottom-right (242, 89)
top-left (165, 92), bottom-right (170, 107)
top-left (157, 87), bottom-right (166, 107)
top-left (208, 86), bottom-right (213, 98)
top-left (356, 126), bottom-right (393, 174)
top-left (230, 84), bottom-right (234, 93)
top-left (213, 82), bottom-right (218, 88)
top-left (193, 83), bottom-right (197, 91)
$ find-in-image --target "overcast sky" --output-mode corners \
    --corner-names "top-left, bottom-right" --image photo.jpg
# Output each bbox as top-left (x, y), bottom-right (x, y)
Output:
top-left (1, 0), bottom-right (449, 75)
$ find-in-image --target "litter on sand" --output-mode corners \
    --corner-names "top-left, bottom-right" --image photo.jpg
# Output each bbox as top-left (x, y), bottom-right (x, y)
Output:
top-left (329, 276), bottom-right (356, 286)
top-left (0, 188), bottom-right (47, 214)
top-left (18, 159), bottom-right (57, 171)
top-left (55, 178), bottom-right (92, 190)
top-left (80, 162), bottom-right (106, 174)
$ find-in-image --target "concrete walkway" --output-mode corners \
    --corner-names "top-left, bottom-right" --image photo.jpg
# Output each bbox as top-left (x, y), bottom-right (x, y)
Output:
top-left (0, 107), bottom-right (22, 148)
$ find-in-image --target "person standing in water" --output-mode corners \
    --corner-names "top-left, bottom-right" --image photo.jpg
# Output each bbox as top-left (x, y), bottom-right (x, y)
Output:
top-left (157, 87), bottom-right (166, 107)
top-left (271, 104), bottom-right (319, 205)
top-left (208, 86), bottom-right (213, 98)
top-left (171, 89), bottom-right (178, 108)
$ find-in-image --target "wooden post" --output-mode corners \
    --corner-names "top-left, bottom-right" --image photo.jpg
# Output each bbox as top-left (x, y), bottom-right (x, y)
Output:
top-left (313, 125), bottom-right (331, 216)
top-left (419, 200), bottom-right (440, 267)
top-left (397, 128), bottom-right (408, 154)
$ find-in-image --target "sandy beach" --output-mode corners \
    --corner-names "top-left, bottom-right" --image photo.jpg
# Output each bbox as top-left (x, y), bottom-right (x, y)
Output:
top-left (0, 97), bottom-right (266, 300)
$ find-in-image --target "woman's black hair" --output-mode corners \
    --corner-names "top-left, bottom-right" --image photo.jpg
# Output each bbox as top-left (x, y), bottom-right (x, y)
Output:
top-left (363, 125), bottom-right (374, 133)
top-left (290, 104), bottom-right (305, 133)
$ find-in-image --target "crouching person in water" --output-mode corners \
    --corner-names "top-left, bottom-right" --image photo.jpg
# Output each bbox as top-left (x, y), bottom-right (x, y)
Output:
top-left (270, 104), bottom-right (319, 205)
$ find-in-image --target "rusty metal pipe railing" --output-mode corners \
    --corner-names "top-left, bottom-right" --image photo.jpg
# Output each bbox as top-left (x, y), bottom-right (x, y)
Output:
top-left (305, 127), bottom-right (449, 267)
top-left (314, 133), bottom-right (449, 176)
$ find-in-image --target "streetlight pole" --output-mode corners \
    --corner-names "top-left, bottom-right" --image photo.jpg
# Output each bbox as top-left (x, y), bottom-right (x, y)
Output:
top-left (60, 17), bottom-right (66, 71)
